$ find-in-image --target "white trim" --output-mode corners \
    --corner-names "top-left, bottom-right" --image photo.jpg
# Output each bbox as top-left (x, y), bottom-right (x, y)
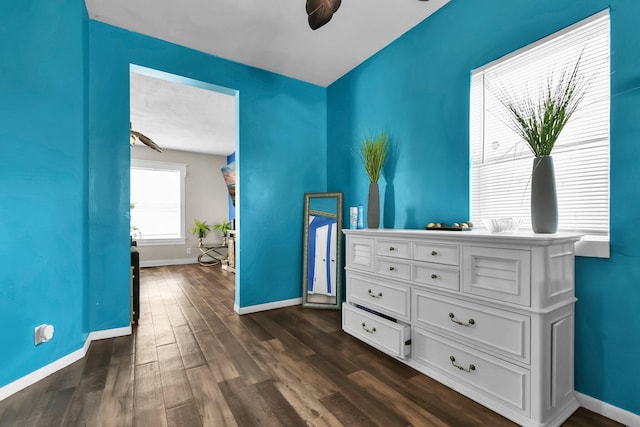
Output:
top-left (576, 391), bottom-right (640, 426)
top-left (87, 326), bottom-right (131, 342)
top-left (575, 236), bottom-right (610, 258)
top-left (234, 297), bottom-right (302, 315)
top-left (0, 326), bottom-right (131, 402)
top-left (140, 258), bottom-right (198, 268)
top-left (137, 237), bottom-right (187, 246)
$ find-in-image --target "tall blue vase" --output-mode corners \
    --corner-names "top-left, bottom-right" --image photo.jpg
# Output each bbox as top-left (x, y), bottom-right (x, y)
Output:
top-left (531, 156), bottom-right (558, 233)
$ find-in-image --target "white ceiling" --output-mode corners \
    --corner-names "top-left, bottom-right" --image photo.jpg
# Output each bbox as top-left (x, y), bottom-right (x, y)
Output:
top-left (87, 0), bottom-right (449, 87)
top-left (130, 71), bottom-right (236, 156)
top-left (94, 0), bottom-right (450, 154)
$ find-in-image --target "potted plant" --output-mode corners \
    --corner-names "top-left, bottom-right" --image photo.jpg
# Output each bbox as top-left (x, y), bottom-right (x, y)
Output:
top-left (496, 58), bottom-right (586, 233)
top-left (359, 133), bottom-right (388, 229)
top-left (189, 219), bottom-right (210, 246)
top-left (213, 218), bottom-right (233, 245)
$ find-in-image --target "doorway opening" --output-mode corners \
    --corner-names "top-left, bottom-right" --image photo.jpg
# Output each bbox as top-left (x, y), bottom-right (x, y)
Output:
top-left (129, 65), bottom-right (240, 310)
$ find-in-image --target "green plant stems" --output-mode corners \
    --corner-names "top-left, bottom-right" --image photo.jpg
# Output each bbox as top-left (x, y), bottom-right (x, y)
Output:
top-left (359, 133), bottom-right (388, 183)
top-left (497, 57), bottom-right (587, 157)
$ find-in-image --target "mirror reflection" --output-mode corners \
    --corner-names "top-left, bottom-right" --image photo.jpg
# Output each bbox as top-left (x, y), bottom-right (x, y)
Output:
top-left (302, 192), bottom-right (342, 309)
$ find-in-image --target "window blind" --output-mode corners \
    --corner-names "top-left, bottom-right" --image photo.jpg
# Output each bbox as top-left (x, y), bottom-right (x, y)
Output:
top-left (470, 11), bottom-right (610, 235)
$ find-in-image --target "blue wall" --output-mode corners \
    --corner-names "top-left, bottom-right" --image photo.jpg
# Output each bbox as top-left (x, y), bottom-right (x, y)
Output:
top-left (328, 0), bottom-right (640, 415)
top-left (0, 0), bottom-right (326, 390)
top-left (0, 0), bottom-right (89, 386)
top-left (88, 21), bottom-right (327, 315)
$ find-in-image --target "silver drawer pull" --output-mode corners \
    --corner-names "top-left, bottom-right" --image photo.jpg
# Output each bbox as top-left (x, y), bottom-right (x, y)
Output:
top-left (431, 273), bottom-right (438, 279)
top-left (431, 250), bottom-right (438, 256)
top-left (450, 356), bottom-right (475, 373)
top-left (389, 266), bottom-right (395, 271)
top-left (368, 289), bottom-right (383, 298)
top-left (361, 322), bottom-right (377, 333)
top-left (389, 246), bottom-right (395, 251)
top-left (449, 312), bottom-right (475, 327)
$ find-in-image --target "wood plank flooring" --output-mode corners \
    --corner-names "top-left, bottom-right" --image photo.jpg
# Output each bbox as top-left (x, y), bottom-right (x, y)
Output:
top-left (0, 264), bottom-right (623, 426)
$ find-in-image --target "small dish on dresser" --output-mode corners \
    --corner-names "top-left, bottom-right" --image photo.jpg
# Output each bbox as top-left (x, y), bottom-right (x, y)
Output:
top-left (425, 221), bottom-right (473, 231)
top-left (484, 217), bottom-right (522, 233)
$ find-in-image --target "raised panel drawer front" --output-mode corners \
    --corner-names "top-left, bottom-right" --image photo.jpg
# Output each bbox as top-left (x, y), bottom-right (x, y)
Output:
top-left (347, 273), bottom-right (410, 321)
top-left (413, 328), bottom-right (530, 417)
top-left (347, 237), bottom-right (374, 272)
top-left (342, 304), bottom-right (410, 359)
top-left (377, 239), bottom-right (411, 259)
top-left (413, 292), bottom-right (530, 363)
top-left (376, 257), bottom-right (411, 281)
top-left (463, 246), bottom-right (531, 306)
top-left (413, 242), bottom-right (459, 266)
top-left (413, 262), bottom-right (460, 291)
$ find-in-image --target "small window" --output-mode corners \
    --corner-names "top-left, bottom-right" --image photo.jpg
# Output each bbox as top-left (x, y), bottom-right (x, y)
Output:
top-left (130, 159), bottom-right (187, 245)
top-left (470, 11), bottom-right (610, 249)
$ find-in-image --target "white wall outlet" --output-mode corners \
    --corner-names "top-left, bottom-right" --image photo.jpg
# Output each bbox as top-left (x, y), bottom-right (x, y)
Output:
top-left (186, 247), bottom-right (192, 254)
top-left (34, 324), bottom-right (54, 345)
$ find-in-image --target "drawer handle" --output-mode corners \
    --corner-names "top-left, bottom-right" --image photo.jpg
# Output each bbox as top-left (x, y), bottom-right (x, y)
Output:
top-left (361, 322), bottom-right (377, 334)
top-left (389, 246), bottom-right (395, 251)
top-left (389, 266), bottom-right (395, 271)
top-left (431, 250), bottom-right (438, 256)
top-left (449, 312), bottom-right (475, 327)
top-left (431, 273), bottom-right (438, 279)
top-left (368, 289), bottom-right (383, 298)
top-left (450, 356), bottom-right (475, 373)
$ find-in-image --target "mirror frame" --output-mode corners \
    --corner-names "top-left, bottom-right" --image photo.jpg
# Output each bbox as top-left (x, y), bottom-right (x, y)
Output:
top-left (302, 192), bottom-right (343, 310)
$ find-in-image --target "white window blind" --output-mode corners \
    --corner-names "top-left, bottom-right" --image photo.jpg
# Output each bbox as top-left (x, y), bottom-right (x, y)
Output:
top-left (131, 159), bottom-right (187, 244)
top-left (470, 11), bottom-right (610, 236)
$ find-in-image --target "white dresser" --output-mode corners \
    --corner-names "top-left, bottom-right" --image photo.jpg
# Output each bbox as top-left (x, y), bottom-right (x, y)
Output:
top-left (342, 229), bottom-right (582, 427)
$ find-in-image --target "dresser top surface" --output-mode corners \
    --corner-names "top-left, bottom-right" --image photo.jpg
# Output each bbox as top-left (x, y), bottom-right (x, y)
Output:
top-left (343, 228), bottom-right (582, 246)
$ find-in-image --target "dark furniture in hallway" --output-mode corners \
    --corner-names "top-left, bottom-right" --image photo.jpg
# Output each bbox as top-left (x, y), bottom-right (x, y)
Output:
top-left (130, 244), bottom-right (140, 323)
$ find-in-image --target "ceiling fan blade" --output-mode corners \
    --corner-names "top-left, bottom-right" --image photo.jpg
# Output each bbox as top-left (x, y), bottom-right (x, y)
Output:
top-left (306, 0), bottom-right (341, 30)
top-left (130, 129), bottom-right (163, 153)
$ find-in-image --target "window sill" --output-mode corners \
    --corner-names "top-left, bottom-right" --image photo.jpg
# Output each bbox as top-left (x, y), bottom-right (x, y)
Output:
top-left (575, 235), bottom-right (609, 258)
top-left (136, 238), bottom-right (187, 247)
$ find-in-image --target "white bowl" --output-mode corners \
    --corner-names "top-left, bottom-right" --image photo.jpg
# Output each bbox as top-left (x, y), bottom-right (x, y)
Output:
top-left (484, 217), bottom-right (522, 233)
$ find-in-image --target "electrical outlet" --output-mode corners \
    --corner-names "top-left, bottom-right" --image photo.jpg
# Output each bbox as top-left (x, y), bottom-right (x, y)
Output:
top-left (34, 324), bottom-right (54, 345)
top-left (186, 247), bottom-right (192, 254)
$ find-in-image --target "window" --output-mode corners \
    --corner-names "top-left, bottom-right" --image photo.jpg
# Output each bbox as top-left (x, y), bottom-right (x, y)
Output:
top-left (470, 11), bottom-right (610, 256)
top-left (130, 159), bottom-right (187, 245)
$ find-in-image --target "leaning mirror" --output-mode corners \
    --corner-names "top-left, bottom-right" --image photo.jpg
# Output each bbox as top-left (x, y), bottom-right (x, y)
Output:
top-left (302, 192), bottom-right (343, 309)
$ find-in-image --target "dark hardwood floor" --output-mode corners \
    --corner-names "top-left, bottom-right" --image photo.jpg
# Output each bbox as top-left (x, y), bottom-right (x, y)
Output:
top-left (0, 264), bottom-right (622, 426)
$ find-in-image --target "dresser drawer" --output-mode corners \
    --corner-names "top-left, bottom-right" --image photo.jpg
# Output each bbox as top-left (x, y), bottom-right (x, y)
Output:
top-left (377, 239), bottom-right (411, 259)
top-left (413, 242), bottom-right (459, 266)
top-left (413, 292), bottom-right (530, 363)
top-left (463, 246), bottom-right (531, 306)
top-left (347, 273), bottom-right (410, 321)
top-left (376, 257), bottom-right (411, 281)
top-left (413, 328), bottom-right (530, 417)
top-left (343, 304), bottom-right (411, 359)
top-left (413, 262), bottom-right (460, 291)
top-left (347, 237), bottom-right (374, 272)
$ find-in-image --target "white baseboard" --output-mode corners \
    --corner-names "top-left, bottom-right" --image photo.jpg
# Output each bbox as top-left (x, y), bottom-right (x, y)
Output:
top-left (88, 326), bottom-right (131, 341)
top-left (140, 258), bottom-right (197, 267)
top-left (576, 391), bottom-right (640, 426)
top-left (235, 297), bottom-right (302, 315)
top-left (0, 325), bottom-right (131, 402)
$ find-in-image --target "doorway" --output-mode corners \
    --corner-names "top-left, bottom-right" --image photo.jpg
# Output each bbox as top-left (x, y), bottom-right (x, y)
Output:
top-left (129, 65), bottom-right (239, 308)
